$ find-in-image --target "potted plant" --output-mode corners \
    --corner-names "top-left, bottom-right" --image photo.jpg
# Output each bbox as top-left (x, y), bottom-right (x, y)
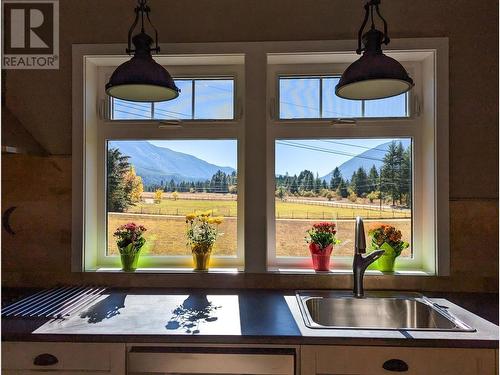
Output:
top-left (305, 222), bottom-right (340, 272)
top-left (368, 223), bottom-right (409, 272)
top-left (113, 223), bottom-right (147, 272)
top-left (186, 211), bottom-right (223, 271)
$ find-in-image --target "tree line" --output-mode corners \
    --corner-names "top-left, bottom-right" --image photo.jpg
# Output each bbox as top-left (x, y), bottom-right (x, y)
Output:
top-left (275, 141), bottom-right (412, 207)
top-left (146, 170), bottom-right (237, 194)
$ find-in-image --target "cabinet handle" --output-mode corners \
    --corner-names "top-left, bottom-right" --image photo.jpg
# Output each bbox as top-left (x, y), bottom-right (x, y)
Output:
top-left (383, 358), bottom-right (409, 372)
top-left (33, 353), bottom-right (59, 366)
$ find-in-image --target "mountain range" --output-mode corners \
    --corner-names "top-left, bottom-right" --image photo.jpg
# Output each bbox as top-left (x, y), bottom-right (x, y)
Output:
top-left (108, 141), bottom-right (235, 187)
top-left (110, 139), bottom-right (410, 187)
top-left (320, 139), bottom-right (411, 182)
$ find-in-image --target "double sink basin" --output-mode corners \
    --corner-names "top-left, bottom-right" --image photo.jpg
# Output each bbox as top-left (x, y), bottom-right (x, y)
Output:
top-left (296, 291), bottom-right (475, 332)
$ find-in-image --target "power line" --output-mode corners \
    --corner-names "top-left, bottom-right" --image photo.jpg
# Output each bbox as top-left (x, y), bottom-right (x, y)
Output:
top-left (319, 139), bottom-right (403, 154)
top-left (113, 109), bottom-right (151, 119)
top-left (280, 100), bottom-right (356, 118)
top-left (276, 140), bottom-right (385, 163)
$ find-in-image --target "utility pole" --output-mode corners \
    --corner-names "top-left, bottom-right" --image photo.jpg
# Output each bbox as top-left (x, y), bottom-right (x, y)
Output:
top-left (379, 174), bottom-right (383, 212)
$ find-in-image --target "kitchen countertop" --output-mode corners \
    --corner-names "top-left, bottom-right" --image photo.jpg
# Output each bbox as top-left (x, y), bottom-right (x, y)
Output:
top-left (2, 288), bottom-right (498, 348)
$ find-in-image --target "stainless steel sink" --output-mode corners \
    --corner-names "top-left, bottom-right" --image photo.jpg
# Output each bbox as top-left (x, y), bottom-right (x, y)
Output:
top-left (296, 291), bottom-right (475, 332)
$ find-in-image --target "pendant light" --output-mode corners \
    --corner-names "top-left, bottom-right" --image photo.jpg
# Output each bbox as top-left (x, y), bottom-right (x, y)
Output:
top-left (105, 0), bottom-right (179, 102)
top-left (335, 0), bottom-right (414, 100)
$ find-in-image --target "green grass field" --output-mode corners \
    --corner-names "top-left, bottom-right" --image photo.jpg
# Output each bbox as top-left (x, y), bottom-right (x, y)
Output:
top-left (109, 195), bottom-right (411, 258)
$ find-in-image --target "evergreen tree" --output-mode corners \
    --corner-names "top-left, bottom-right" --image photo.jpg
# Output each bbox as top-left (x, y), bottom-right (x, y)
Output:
top-left (298, 170), bottom-right (314, 191)
top-left (368, 164), bottom-right (379, 192)
top-left (401, 144), bottom-right (412, 207)
top-left (314, 173), bottom-right (322, 194)
top-left (290, 175), bottom-right (299, 194)
top-left (336, 178), bottom-right (348, 198)
top-left (349, 171), bottom-right (357, 195)
top-left (329, 167), bottom-right (342, 190)
top-left (107, 148), bottom-right (132, 212)
top-left (353, 167), bottom-right (369, 196)
top-left (380, 141), bottom-right (404, 205)
top-left (168, 179), bottom-right (176, 192)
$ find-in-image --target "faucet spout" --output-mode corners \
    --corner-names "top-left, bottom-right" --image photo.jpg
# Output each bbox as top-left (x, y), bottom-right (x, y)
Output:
top-left (364, 249), bottom-right (385, 264)
top-left (352, 217), bottom-right (385, 298)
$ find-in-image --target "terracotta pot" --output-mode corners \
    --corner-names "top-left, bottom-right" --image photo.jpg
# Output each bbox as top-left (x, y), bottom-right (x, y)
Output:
top-left (308, 243), bottom-right (333, 271)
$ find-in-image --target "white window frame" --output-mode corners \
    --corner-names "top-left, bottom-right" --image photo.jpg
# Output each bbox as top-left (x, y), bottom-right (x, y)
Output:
top-left (275, 73), bottom-right (411, 121)
top-left (265, 47), bottom-right (448, 275)
top-left (75, 51), bottom-right (245, 271)
top-left (73, 39), bottom-right (448, 275)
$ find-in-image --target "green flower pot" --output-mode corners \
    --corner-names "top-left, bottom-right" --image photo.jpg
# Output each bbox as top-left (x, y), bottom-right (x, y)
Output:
top-left (120, 252), bottom-right (140, 271)
top-left (118, 243), bottom-right (142, 272)
top-left (372, 242), bottom-right (398, 272)
top-left (375, 253), bottom-right (397, 272)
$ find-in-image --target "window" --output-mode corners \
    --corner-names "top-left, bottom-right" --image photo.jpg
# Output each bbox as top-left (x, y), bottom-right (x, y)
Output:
top-left (279, 76), bottom-right (408, 119)
top-left (106, 140), bottom-right (238, 259)
top-left (74, 41), bottom-right (448, 275)
top-left (274, 138), bottom-right (412, 259)
top-left (111, 78), bottom-right (235, 120)
top-left (77, 54), bottom-right (244, 270)
top-left (267, 49), bottom-right (445, 273)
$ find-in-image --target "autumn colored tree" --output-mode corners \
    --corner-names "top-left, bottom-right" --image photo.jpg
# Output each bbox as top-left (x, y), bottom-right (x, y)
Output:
top-left (154, 189), bottom-right (164, 203)
top-left (124, 166), bottom-right (144, 204)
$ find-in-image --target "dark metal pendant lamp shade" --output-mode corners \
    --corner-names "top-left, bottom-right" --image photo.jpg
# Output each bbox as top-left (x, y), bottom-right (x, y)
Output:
top-left (336, 0), bottom-right (414, 100)
top-left (106, 0), bottom-right (179, 102)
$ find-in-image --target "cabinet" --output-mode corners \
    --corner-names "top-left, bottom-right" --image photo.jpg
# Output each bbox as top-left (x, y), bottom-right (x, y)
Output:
top-left (2, 342), bottom-right (497, 375)
top-left (2, 342), bottom-right (125, 375)
top-left (300, 345), bottom-right (497, 375)
top-left (127, 346), bottom-right (295, 375)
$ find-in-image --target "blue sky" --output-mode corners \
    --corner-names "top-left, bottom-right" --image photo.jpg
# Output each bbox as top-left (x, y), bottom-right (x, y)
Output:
top-left (149, 140), bottom-right (238, 169)
top-left (275, 138), bottom-right (394, 176)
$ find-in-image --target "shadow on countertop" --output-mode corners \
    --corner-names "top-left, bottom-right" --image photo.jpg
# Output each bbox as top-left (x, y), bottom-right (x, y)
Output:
top-left (79, 294), bottom-right (126, 324)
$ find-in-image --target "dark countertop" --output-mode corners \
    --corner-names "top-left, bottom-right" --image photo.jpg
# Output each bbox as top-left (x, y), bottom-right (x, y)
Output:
top-left (2, 288), bottom-right (498, 348)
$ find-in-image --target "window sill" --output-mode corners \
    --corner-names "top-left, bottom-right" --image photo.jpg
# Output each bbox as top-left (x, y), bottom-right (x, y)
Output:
top-left (272, 268), bottom-right (433, 276)
top-left (91, 267), bottom-right (432, 276)
top-left (94, 267), bottom-right (241, 274)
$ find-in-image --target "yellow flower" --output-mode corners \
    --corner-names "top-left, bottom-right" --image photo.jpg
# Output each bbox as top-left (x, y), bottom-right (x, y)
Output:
top-left (213, 217), bottom-right (223, 225)
top-left (185, 213), bottom-right (196, 221)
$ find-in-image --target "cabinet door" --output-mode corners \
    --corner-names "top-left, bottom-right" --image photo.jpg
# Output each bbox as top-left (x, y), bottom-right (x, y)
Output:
top-left (301, 345), bottom-right (496, 375)
top-left (2, 342), bottom-right (125, 375)
top-left (128, 348), bottom-right (295, 375)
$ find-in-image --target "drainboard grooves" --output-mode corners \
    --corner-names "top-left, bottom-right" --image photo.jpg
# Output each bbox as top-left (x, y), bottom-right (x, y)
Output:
top-left (2, 286), bottom-right (107, 318)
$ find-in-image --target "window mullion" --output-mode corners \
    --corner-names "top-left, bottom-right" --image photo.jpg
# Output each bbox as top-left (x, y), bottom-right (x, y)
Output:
top-left (319, 78), bottom-right (323, 118)
top-left (191, 79), bottom-right (195, 120)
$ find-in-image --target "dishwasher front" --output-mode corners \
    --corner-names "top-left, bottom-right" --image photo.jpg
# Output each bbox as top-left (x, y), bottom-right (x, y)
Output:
top-left (127, 346), bottom-right (296, 375)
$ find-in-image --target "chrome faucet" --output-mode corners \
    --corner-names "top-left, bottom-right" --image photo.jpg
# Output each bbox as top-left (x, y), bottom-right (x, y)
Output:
top-left (353, 217), bottom-right (385, 298)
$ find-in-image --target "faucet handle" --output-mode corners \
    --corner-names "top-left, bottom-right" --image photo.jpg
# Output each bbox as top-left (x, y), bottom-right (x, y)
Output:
top-left (355, 216), bottom-right (366, 254)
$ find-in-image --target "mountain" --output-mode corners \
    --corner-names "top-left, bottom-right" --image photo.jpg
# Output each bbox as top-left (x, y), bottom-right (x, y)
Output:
top-left (108, 141), bottom-right (235, 187)
top-left (321, 139), bottom-right (411, 182)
